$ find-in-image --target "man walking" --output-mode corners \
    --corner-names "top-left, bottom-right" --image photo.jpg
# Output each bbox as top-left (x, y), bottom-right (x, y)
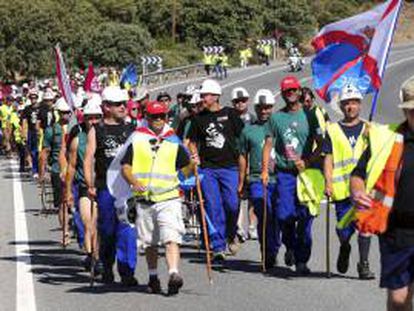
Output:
top-left (188, 79), bottom-right (244, 261)
top-left (351, 79), bottom-right (414, 311)
top-left (262, 76), bottom-right (322, 275)
top-left (84, 86), bottom-right (137, 286)
top-left (121, 101), bottom-right (192, 295)
top-left (239, 89), bottom-right (281, 270)
top-left (323, 84), bottom-right (375, 279)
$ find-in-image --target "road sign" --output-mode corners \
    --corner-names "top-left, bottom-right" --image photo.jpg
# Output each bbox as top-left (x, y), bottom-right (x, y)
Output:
top-left (203, 46), bottom-right (224, 54)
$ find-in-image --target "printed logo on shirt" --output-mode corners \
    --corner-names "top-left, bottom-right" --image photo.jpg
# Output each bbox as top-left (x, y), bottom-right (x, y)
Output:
top-left (205, 122), bottom-right (226, 149)
top-left (217, 116), bottom-right (228, 122)
top-left (349, 135), bottom-right (357, 148)
top-left (103, 135), bottom-right (123, 158)
top-left (283, 127), bottom-right (300, 160)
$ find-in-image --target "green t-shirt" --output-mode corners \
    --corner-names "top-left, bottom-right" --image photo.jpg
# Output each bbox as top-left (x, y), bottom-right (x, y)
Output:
top-left (43, 123), bottom-right (64, 173)
top-left (169, 103), bottom-right (181, 130)
top-left (240, 121), bottom-right (276, 183)
top-left (76, 130), bottom-right (87, 185)
top-left (265, 107), bottom-right (321, 170)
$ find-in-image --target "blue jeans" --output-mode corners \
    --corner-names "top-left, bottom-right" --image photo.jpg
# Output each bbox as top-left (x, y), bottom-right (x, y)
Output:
top-left (72, 183), bottom-right (85, 249)
top-left (27, 130), bottom-right (38, 174)
top-left (249, 182), bottom-right (281, 259)
top-left (201, 167), bottom-right (239, 252)
top-left (276, 171), bottom-right (314, 264)
top-left (97, 188), bottom-right (137, 277)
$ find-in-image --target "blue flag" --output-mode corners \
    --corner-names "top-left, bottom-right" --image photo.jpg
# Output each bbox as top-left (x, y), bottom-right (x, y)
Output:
top-left (120, 64), bottom-right (138, 90)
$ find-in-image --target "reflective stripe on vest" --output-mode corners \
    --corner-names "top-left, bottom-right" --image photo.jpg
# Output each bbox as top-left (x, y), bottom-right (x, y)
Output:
top-left (132, 137), bottom-right (179, 202)
top-left (328, 122), bottom-right (367, 201)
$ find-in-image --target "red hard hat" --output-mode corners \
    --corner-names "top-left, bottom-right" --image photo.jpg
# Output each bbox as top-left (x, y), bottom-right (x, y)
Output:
top-left (280, 76), bottom-right (301, 91)
top-left (146, 100), bottom-right (168, 115)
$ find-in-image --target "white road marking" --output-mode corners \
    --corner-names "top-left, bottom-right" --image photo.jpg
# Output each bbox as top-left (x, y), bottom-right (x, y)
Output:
top-left (12, 160), bottom-right (37, 311)
top-left (221, 65), bottom-right (288, 89)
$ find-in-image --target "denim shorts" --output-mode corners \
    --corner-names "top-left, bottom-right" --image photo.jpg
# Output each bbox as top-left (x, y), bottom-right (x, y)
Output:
top-left (379, 235), bottom-right (414, 289)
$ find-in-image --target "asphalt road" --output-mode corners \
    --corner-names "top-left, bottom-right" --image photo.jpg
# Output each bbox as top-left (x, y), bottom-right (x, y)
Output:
top-left (1, 43), bottom-right (414, 311)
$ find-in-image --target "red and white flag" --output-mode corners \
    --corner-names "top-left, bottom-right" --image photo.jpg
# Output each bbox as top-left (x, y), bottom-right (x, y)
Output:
top-left (54, 44), bottom-right (75, 109)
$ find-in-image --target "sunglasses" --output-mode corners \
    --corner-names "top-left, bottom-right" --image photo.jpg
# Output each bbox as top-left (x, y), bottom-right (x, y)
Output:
top-left (283, 88), bottom-right (299, 94)
top-left (233, 98), bottom-right (248, 104)
top-left (158, 97), bottom-right (170, 102)
top-left (107, 101), bottom-right (126, 107)
top-left (86, 115), bottom-right (102, 121)
top-left (148, 113), bottom-right (167, 120)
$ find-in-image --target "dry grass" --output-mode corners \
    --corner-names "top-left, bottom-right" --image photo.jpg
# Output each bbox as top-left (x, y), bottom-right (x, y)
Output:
top-left (394, 1), bottom-right (414, 44)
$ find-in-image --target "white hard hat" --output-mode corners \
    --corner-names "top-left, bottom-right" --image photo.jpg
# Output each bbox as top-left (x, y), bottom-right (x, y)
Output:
top-left (254, 89), bottom-right (275, 105)
top-left (134, 87), bottom-right (149, 101)
top-left (55, 97), bottom-right (71, 112)
top-left (200, 79), bottom-right (222, 95)
top-left (189, 91), bottom-right (202, 105)
top-left (43, 89), bottom-right (55, 100)
top-left (84, 94), bottom-right (103, 115)
top-left (102, 86), bottom-right (128, 102)
top-left (22, 83), bottom-right (29, 89)
top-left (339, 84), bottom-right (363, 102)
top-left (184, 84), bottom-right (197, 96)
top-left (232, 87), bottom-right (249, 101)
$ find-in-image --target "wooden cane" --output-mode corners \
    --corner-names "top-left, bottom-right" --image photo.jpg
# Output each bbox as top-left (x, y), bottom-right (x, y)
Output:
top-left (89, 198), bottom-right (96, 287)
top-left (194, 166), bottom-right (213, 284)
top-left (261, 183), bottom-right (268, 273)
top-left (326, 196), bottom-right (331, 278)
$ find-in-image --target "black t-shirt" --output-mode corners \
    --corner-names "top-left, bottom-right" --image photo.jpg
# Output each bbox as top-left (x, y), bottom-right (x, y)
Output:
top-left (323, 121), bottom-right (364, 154)
top-left (38, 104), bottom-right (55, 130)
top-left (67, 123), bottom-right (86, 147)
top-left (94, 122), bottom-right (135, 189)
top-left (189, 106), bottom-right (244, 168)
top-left (121, 141), bottom-right (190, 169)
top-left (23, 105), bottom-right (39, 131)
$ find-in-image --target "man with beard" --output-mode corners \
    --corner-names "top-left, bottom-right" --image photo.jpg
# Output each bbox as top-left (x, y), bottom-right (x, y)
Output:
top-left (121, 100), bottom-right (192, 295)
top-left (84, 86), bottom-right (137, 286)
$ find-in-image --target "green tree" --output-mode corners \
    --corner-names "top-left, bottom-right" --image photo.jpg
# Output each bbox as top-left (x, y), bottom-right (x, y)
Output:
top-left (87, 22), bottom-right (153, 67)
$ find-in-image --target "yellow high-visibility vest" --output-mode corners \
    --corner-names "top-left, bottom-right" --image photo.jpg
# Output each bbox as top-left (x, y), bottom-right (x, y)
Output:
top-left (328, 122), bottom-right (368, 201)
top-left (132, 137), bottom-right (180, 202)
top-left (203, 53), bottom-right (213, 65)
top-left (366, 123), bottom-right (400, 192)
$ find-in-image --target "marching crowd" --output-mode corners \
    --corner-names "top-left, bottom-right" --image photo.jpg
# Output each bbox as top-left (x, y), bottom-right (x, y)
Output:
top-left (1, 72), bottom-right (414, 310)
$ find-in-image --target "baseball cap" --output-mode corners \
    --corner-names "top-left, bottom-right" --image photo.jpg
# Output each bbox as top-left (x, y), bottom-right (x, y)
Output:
top-left (281, 76), bottom-right (301, 91)
top-left (146, 101), bottom-right (168, 115)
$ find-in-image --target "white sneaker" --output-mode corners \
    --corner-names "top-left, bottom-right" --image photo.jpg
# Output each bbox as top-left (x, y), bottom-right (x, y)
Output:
top-left (33, 173), bottom-right (39, 180)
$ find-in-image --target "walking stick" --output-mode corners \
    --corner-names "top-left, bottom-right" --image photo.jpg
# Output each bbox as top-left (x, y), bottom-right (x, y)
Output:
top-left (261, 183), bottom-right (268, 273)
top-left (89, 198), bottom-right (96, 287)
top-left (62, 201), bottom-right (69, 248)
top-left (194, 166), bottom-right (213, 284)
top-left (326, 196), bottom-right (331, 278)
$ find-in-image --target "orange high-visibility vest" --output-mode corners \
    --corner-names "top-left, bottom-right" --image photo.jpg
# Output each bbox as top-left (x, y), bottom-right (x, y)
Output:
top-left (356, 132), bottom-right (404, 234)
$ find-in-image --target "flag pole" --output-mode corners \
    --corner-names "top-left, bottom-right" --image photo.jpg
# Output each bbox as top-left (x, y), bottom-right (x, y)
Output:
top-left (369, 0), bottom-right (404, 121)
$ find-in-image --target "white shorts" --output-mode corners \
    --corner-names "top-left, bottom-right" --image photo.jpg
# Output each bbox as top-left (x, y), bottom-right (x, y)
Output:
top-left (136, 198), bottom-right (185, 248)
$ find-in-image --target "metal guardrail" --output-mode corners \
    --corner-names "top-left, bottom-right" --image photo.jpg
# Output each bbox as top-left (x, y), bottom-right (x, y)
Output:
top-left (142, 63), bottom-right (205, 86)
